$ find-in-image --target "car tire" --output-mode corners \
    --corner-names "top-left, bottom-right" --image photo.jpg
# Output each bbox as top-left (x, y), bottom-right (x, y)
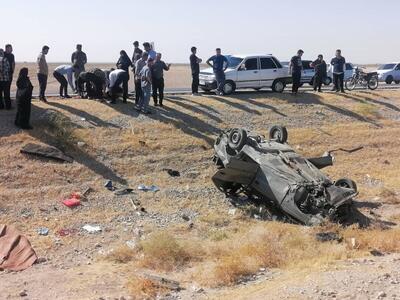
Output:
top-left (335, 178), bottom-right (357, 192)
top-left (323, 77), bottom-right (332, 85)
top-left (269, 125), bottom-right (288, 143)
top-left (395, 81), bottom-right (400, 84)
top-left (223, 81), bottom-right (236, 95)
top-left (272, 80), bottom-right (285, 93)
top-left (386, 76), bottom-right (393, 84)
top-left (228, 128), bottom-right (248, 151)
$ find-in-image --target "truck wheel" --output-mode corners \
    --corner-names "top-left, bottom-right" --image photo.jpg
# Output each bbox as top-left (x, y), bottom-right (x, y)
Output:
top-left (272, 80), bottom-right (285, 93)
top-left (223, 81), bottom-right (236, 95)
top-left (335, 178), bottom-right (357, 192)
top-left (386, 76), bottom-right (393, 84)
top-left (269, 125), bottom-right (288, 143)
top-left (228, 129), bottom-right (248, 151)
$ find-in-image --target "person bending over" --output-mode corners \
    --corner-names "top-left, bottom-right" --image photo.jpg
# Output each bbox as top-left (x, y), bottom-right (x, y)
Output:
top-left (53, 65), bottom-right (75, 98)
top-left (108, 68), bottom-right (129, 103)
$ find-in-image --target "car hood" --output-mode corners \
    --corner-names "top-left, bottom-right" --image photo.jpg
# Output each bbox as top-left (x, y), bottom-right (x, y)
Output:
top-left (376, 69), bottom-right (391, 74)
top-left (200, 67), bottom-right (236, 75)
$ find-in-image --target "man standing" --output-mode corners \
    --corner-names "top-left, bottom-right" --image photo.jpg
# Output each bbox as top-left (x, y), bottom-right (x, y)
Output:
top-left (134, 52), bottom-right (148, 105)
top-left (4, 44), bottom-right (15, 106)
top-left (136, 57), bottom-right (154, 114)
top-left (132, 41), bottom-right (143, 66)
top-left (37, 45), bottom-right (49, 102)
top-left (0, 48), bottom-right (12, 110)
top-left (71, 44), bottom-right (87, 90)
top-left (310, 54), bottom-right (327, 92)
top-left (289, 49), bottom-right (304, 95)
top-left (206, 48), bottom-right (228, 96)
top-left (150, 53), bottom-right (170, 107)
top-left (53, 65), bottom-right (75, 98)
top-left (143, 42), bottom-right (156, 60)
top-left (331, 49), bottom-right (346, 93)
top-left (190, 47), bottom-right (202, 96)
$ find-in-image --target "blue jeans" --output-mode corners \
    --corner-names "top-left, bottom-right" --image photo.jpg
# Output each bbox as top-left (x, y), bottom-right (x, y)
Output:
top-left (138, 85), bottom-right (151, 112)
top-left (214, 71), bottom-right (225, 93)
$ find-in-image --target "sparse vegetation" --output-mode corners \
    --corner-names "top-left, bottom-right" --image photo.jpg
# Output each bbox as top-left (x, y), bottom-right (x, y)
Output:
top-left (126, 275), bottom-right (169, 300)
top-left (105, 245), bottom-right (136, 263)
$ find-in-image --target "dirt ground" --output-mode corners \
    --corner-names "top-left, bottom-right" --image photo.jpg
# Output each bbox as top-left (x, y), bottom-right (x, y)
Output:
top-left (1, 89), bottom-right (400, 299)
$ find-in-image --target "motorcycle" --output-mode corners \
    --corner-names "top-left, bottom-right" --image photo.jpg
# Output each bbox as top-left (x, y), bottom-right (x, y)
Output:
top-left (345, 67), bottom-right (379, 91)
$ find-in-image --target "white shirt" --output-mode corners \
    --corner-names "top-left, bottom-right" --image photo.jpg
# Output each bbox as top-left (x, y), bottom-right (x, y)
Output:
top-left (54, 65), bottom-right (75, 90)
top-left (108, 69), bottom-right (126, 87)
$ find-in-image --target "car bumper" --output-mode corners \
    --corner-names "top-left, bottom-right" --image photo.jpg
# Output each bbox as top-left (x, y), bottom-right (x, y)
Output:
top-left (199, 79), bottom-right (217, 90)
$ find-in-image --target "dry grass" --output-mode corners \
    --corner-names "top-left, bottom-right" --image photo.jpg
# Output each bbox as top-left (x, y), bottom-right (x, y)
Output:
top-left (105, 245), bottom-right (136, 264)
top-left (354, 102), bottom-right (381, 119)
top-left (126, 275), bottom-right (169, 300)
top-left (379, 187), bottom-right (400, 204)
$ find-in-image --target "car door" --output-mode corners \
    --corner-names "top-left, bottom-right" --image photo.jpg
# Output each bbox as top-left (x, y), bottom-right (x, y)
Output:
top-left (345, 63), bottom-right (354, 80)
top-left (236, 57), bottom-right (260, 88)
top-left (302, 61), bottom-right (314, 84)
top-left (259, 57), bottom-right (279, 88)
top-left (394, 64), bottom-right (400, 81)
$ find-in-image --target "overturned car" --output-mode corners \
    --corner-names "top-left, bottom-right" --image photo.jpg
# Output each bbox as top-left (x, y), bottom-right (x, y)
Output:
top-left (212, 127), bottom-right (360, 225)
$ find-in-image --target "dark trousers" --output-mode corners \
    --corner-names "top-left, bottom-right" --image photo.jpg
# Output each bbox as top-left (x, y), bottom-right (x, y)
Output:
top-left (152, 77), bottom-right (164, 104)
top-left (313, 75), bottom-right (323, 91)
top-left (134, 79), bottom-right (142, 104)
top-left (192, 73), bottom-right (199, 94)
top-left (111, 72), bottom-right (129, 102)
top-left (215, 71), bottom-right (225, 93)
top-left (53, 71), bottom-right (68, 96)
top-left (0, 81), bottom-right (11, 109)
top-left (333, 73), bottom-right (345, 92)
top-left (15, 97), bottom-right (32, 129)
top-left (292, 72), bottom-right (301, 93)
top-left (37, 73), bottom-right (48, 98)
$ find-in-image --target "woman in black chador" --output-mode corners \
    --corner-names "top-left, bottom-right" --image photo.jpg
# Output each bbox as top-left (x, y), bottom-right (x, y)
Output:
top-left (15, 68), bottom-right (33, 129)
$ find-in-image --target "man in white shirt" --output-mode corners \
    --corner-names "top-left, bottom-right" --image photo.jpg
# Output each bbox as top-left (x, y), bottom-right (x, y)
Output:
top-left (108, 68), bottom-right (129, 103)
top-left (53, 65), bottom-right (75, 98)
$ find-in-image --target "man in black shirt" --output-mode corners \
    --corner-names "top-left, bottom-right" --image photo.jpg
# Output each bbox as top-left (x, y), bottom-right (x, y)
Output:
top-left (289, 49), bottom-right (304, 95)
top-left (311, 54), bottom-right (327, 92)
top-left (4, 44), bottom-right (15, 106)
top-left (71, 44), bottom-right (87, 91)
top-left (151, 53), bottom-right (170, 106)
top-left (330, 49), bottom-right (346, 93)
top-left (190, 47), bottom-right (202, 96)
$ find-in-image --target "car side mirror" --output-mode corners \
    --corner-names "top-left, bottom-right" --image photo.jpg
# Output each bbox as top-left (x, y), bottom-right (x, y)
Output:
top-left (239, 64), bottom-right (246, 71)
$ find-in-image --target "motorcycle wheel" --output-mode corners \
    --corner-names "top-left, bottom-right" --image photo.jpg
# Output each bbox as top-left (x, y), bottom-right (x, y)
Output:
top-left (345, 77), bottom-right (356, 91)
top-left (368, 76), bottom-right (379, 90)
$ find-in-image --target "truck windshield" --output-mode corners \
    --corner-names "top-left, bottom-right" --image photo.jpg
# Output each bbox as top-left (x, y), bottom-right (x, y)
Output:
top-left (378, 64), bottom-right (396, 70)
top-left (226, 56), bottom-right (243, 69)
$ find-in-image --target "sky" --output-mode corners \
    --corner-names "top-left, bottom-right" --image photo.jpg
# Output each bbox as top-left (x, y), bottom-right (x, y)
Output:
top-left (1, 0), bottom-right (399, 64)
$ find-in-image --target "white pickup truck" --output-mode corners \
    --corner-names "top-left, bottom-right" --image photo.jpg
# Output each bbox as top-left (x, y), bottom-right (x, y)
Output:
top-left (199, 54), bottom-right (291, 94)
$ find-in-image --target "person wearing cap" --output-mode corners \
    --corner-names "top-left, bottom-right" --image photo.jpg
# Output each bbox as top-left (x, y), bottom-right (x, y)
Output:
top-left (206, 48), bottom-right (228, 95)
top-left (71, 44), bottom-right (87, 90)
top-left (151, 53), bottom-right (170, 107)
top-left (143, 42), bottom-right (156, 60)
top-left (310, 55), bottom-right (327, 93)
top-left (53, 65), bottom-right (75, 98)
top-left (289, 49), bottom-right (304, 95)
top-left (134, 52), bottom-right (148, 105)
top-left (136, 57), bottom-right (154, 114)
top-left (37, 45), bottom-right (49, 102)
top-left (190, 47), bottom-right (202, 95)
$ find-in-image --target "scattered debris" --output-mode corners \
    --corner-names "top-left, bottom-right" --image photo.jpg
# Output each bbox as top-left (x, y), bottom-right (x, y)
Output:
top-left (82, 187), bottom-right (94, 197)
top-left (77, 141), bottom-right (86, 147)
top-left (370, 249), bottom-right (384, 257)
top-left (315, 232), bottom-right (342, 243)
top-left (57, 228), bottom-right (77, 237)
top-left (140, 274), bottom-right (182, 291)
top-left (37, 227), bottom-right (49, 236)
top-left (228, 208), bottom-right (236, 216)
top-left (62, 193), bottom-right (81, 208)
top-left (212, 127), bottom-right (359, 225)
top-left (139, 140), bottom-right (146, 146)
top-left (82, 225), bottom-right (102, 233)
top-left (114, 188), bottom-right (134, 196)
top-left (19, 290), bottom-right (28, 297)
top-left (104, 180), bottom-right (116, 191)
top-left (163, 168), bottom-right (180, 177)
top-left (138, 184), bottom-right (160, 192)
top-left (126, 240), bottom-right (137, 249)
top-left (0, 224), bottom-right (38, 271)
top-left (20, 143), bottom-right (73, 163)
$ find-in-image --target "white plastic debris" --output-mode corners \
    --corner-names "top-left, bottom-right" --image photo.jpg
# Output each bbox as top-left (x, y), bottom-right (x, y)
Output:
top-left (138, 184), bottom-right (160, 192)
top-left (77, 141), bottom-right (86, 147)
top-left (82, 225), bottom-right (102, 233)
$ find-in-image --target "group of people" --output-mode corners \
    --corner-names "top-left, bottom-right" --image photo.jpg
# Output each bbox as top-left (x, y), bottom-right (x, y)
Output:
top-left (290, 49), bottom-right (347, 95)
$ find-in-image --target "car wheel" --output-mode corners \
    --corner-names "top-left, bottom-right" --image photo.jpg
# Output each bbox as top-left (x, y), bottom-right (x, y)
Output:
top-left (228, 128), bottom-right (248, 151)
top-left (323, 77), bottom-right (332, 85)
top-left (272, 80), bottom-right (285, 93)
top-left (335, 178), bottom-right (357, 192)
top-left (395, 81), bottom-right (400, 84)
top-left (386, 76), bottom-right (393, 84)
top-left (223, 81), bottom-right (236, 95)
top-left (269, 125), bottom-right (288, 143)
